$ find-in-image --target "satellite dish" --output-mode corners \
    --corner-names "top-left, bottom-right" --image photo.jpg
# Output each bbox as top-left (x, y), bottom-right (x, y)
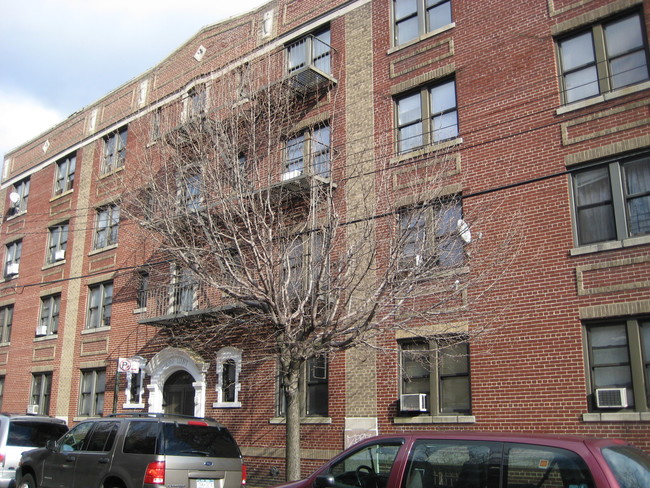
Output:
top-left (8, 192), bottom-right (20, 204)
top-left (457, 219), bottom-right (472, 243)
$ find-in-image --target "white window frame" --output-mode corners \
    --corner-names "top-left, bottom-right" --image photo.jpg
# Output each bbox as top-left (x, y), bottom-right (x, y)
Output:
top-left (214, 347), bottom-right (242, 408)
top-left (30, 372), bottom-right (53, 416)
top-left (393, 0), bottom-right (453, 46)
top-left (93, 205), bottom-right (120, 250)
top-left (39, 294), bottom-right (61, 336)
top-left (46, 222), bottom-right (68, 264)
top-left (4, 240), bottom-right (22, 279)
top-left (54, 154), bottom-right (76, 195)
top-left (79, 368), bottom-right (106, 417)
top-left (86, 281), bottom-right (113, 329)
top-left (101, 127), bottom-right (128, 174)
top-left (123, 357), bottom-right (146, 408)
top-left (0, 305), bottom-right (12, 344)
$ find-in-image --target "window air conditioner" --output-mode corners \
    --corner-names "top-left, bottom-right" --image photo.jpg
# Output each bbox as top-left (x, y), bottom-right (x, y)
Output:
top-left (6, 263), bottom-right (19, 275)
top-left (35, 325), bottom-right (48, 337)
top-left (26, 404), bottom-right (39, 415)
top-left (281, 170), bottom-right (302, 181)
top-left (55, 249), bottom-right (65, 261)
top-left (595, 388), bottom-right (628, 409)
top-left (400, 393), bottom-right (428, 412)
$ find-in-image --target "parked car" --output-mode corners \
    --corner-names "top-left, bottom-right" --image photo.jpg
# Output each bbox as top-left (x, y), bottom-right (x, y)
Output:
top-left (274, 432), bottom-right (650, 488)
top-left (0, 414), bottom-right (68, 488)
top-left (16, 413), bottom-right (245, 488)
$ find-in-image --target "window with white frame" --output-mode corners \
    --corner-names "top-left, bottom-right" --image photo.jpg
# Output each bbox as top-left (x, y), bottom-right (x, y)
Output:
top-left (39, 294), bottom-right (60, 336)
top-left (396, 79), bottom-right (458, 154)
top-left (87, 281), bottom-right (113, 329)
top-left (284, 124), bottom-right (331, 179)
top-left (571, 153), bottom-right (649, 246)
top-left (215, 347), bottom-right (242, 407)
top-left (400, 336), bottom-right (470, 415)
top-left (584, 317), bottom-right (650, 412)
top-left (46, 222), bottom-right (68, 264)
top-left (30, 372), bottom-right (52, 415)
top-left (136, 270), bottom-right (149, 310)
top-left (9, 178), bottom-right (29, 215)
top-left (557, 12), bottom-right (649, 104)
top-left (399, 199), bottom-right (465, 270)
top-left (179, 170), bottom-right (203, 212)
top-left (124, 358), bottom-right (145, 408)
top-left (287, 28), bottom-right (332, 75)
top-left (277, 356), bottom-right (328, 417)
top-left (93, 205), bottom-right (120, 250)
top-left (101, 127), bottom-right (128, 174)
top-left (4, 240), bottom-right (22, 279)
top-left (0, 305), bottom-right (12, 343)
top-left (393, 0), bottom-right (452, 46)
top-left (54, 153), bottom-right (76, 195)
top-left (79, 368), bottom-right (106, 416)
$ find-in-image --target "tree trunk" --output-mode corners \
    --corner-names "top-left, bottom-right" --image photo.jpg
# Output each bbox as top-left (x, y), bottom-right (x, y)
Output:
top-left (284, 368), bottom-right (302, 481)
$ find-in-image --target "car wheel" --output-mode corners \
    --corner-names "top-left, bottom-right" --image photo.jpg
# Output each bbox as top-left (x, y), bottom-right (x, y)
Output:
top-left (18, 473), bottom-right (36, 488)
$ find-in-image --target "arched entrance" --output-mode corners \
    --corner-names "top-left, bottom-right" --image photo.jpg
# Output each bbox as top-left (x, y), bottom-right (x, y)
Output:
top-left (163, 370), bottom-right (195, 415)
top-left (146, 347), bottom-right (209, 417)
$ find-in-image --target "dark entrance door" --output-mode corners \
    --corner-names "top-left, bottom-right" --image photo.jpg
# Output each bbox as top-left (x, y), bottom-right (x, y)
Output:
top-left (163, 370), bottom-right (195, 416)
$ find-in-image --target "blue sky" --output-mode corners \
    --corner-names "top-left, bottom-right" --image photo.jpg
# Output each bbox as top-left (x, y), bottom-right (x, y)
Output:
top-left (0, 0), bottom-right (269, 162)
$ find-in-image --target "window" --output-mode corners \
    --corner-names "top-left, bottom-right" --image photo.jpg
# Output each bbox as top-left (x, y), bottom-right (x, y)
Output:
top-left (277, 356), bottom-right (329, 417)
top-left (185, 86), bottom-right (207, 120)
top-left (571, 153), bottom-right (649, 246)
top-left (171, 267), bottom-right (197, 313)
top-left (39, 294), bottom-right (60, 336)
top-left (393, 0), bottom-right (452, 46)
top-left (0, 305), bottom-right (11, 343)
top-left (399, 200), bottom-right (465, 269)
top-left (4, 240), bottom-right (22, 278)
top-left (136, 271), bottom-right (149, 309)
top-left (180, 170), bottom-right (202, 212)
top-left (9, 178), bottom-right (29, 215)
top-left (585, 317), bottom-right (650, 411)
top-left (85, 421), bottom-right (119, 452)
top-left (46, 222), bottom-right (68, 264)
top-left (79, 369), bottom-right (106, 416)
top-left (93, 205), bottom-right (120, 249)
top-left (396, 79), bottom-right (458, 154)
top-left (557, 12), bottom-right (649, 104)
top-left (102, 126), bottom-right (128, 174)
top-left (0, 376), bottom-right (4, 411)
top-left (287, 28), bottom-right (332, 75)
top-left (403, 440), bottom-right (502, 488)
top-left (400, 337), bottom-right (470, 414)
top-left (328, 441), bottom-right (402, 488)
top-left (87, 282), bottom-right (113, 329)
top-left (124, 358), bottom-right (145, 408)
top-left (59, 422), bottom-right (94, 451)
top-left (54, 153), bottom-right (76, 195)
top-left (284, 124), bottom-right (331, 178)
top-left (215, 347), bottom-right (242, 406)
top-left (30, 372), bottom-right (52, 415)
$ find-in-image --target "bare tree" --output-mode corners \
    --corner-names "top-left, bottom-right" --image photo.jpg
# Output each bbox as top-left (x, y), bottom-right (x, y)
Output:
top-left (121, 48), bottom-right (516, 481)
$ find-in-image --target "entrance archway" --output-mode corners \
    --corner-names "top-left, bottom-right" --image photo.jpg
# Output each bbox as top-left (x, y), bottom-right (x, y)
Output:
top-left (146, 347), bottom-right (209, 417)
top-left (163, 370), bottom-right (195, 415)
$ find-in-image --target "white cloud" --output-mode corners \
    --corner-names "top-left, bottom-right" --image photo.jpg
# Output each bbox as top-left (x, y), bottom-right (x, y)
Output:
top-left (0, 91), bottom-right (64, 162)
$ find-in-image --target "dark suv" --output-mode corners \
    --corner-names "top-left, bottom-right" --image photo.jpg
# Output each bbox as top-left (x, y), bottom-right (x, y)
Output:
top-left (16, 413), bottom-right (245, 488)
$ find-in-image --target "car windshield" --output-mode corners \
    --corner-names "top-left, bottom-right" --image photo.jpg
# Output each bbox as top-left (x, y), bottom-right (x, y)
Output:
top-left (601, 446), bottom-right (650, 488)
top-left (161, 423), bottom-right (240, 458)
top-left (7, 421), bottom-right (68, 447)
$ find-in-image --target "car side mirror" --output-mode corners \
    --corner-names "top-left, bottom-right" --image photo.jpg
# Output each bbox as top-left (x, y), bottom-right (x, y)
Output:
top-left (314, 474), bottom-right (335, 488)
top-left (46, 440), bottom-right (57, 451)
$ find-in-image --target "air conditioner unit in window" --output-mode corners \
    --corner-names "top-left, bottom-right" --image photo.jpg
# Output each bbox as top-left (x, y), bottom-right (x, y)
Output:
top-left (35, 325), bottom-right (48, 337)
top-left (6, 263), bottom-right (19, 275)
top-left (26, 404), bottom-right (39, 415)
top-left (595, 388), bottom-right (628, 409)
top-left (54, 249), bottom-right (65, 261)
top-left (400, 393), bottom-right (428, 412)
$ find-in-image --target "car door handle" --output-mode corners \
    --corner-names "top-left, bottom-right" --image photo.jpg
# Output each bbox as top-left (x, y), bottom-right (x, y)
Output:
top-left (65, 455), bottom-right (76, 462)
top-left (98, 457), bottom-right (110, 464)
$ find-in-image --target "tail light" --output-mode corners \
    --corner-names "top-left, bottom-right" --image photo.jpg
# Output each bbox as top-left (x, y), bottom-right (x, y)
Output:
top-left (241, 464), bottom-right (247, 486)
top-left (0, 453), bottom-right (5, 467)
top-left (144, 461), bottom-right (165, 485)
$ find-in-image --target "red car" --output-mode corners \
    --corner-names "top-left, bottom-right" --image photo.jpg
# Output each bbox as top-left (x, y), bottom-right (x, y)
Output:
top-left (275, 432), bottom-right (650, 488)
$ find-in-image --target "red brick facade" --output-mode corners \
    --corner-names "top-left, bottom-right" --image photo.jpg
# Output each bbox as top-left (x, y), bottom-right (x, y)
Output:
top-left (2, 0), bottom-right (650, 485)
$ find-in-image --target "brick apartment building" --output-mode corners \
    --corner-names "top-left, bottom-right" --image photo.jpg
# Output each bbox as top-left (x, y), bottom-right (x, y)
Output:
top-left (1, 0), bottom-right (650, 484)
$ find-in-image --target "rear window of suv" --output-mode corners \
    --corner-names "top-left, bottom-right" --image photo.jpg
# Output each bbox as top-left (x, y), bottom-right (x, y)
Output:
top-left (122, 420), bottom-right (240, 458)
top-left (8, 421), bottom-right (68, 447)
top-left (161, 423), bottom-right (240, 458)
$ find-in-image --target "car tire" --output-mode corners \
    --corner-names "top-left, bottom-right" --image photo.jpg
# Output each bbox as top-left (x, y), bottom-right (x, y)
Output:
top-left (18, 473), bottom-right (36, 488)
